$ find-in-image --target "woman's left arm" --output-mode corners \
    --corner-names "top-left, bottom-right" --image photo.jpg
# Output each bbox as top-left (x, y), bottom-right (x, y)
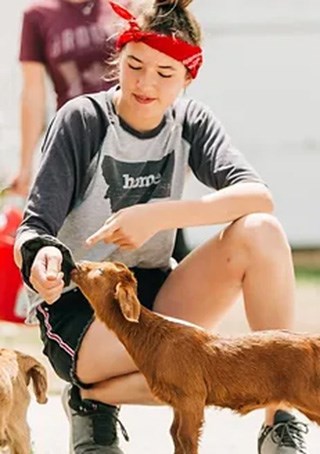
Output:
top-left (146, 181), bottom-right (273, 230)
top-left (86, 182), bottom-right (272, 249)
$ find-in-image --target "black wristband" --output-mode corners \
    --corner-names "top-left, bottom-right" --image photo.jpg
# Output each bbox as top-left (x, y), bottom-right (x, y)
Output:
top-left (20, 235), bottom-right (77, 291)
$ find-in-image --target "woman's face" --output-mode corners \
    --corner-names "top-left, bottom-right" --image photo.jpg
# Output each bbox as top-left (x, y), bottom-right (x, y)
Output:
top-left (116, 42), bottom-right (192, 129)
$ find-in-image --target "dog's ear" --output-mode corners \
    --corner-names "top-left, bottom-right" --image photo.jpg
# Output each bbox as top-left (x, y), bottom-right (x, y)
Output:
top-left (18, 353), bottom-right (48, 404)
top-left (115, 281), bottom-right (141, 322)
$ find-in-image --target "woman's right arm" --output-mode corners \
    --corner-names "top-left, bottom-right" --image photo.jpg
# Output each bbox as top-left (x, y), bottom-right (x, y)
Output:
top-left (12, 6), bottom-right (47, 196)
top-left (11, 62), bottom-right (46, 196)
top-left (14, 95), bottom-right (106, 300)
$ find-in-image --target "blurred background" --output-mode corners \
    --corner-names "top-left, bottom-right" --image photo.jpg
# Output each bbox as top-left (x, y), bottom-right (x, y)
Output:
top-left (187, 0), bottom-right (320, 250)
top-left (0, 1), bottom-right (320, 452)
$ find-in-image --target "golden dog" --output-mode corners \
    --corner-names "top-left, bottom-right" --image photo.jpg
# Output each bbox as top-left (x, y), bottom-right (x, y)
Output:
top-left (0, 349), bottom-right (48, 454)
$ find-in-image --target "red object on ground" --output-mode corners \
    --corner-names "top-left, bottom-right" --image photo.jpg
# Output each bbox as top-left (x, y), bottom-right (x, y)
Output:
top-left (0, 205), bottom-right (28, 324)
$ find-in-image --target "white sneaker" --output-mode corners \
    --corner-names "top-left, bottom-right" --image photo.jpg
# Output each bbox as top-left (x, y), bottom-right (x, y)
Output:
top-left (258, 410), bottom-right (308, 454)
top-left (60, 384), bottom-right (127, 453)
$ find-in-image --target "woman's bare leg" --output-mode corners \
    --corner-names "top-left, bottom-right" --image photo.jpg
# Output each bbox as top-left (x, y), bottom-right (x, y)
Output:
top-left (82, 372), bottom-right (159, 405)
top-left (154, 213), bottom-right (295, 424)
top-left (154, 213), bottom-right (295, 330)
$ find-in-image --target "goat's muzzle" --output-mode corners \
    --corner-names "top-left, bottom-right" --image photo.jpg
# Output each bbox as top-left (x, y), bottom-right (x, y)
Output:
top-left (70, 262), bottom-right (83, 284)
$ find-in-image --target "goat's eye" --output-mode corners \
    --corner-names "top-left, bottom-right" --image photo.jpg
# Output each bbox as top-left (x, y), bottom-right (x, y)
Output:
top-left (98, 268), bottom-right (104, 276)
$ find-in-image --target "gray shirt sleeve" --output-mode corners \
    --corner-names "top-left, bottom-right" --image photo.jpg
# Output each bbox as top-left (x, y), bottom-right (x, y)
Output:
top-left (16, 93), bottom-right (108, 245)
top-left (184, 99), bottom-right (264, 190)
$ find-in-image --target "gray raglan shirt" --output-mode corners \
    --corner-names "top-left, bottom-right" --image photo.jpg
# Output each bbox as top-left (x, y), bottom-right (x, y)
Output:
top-left (16, 86), bottom-right (264, 321)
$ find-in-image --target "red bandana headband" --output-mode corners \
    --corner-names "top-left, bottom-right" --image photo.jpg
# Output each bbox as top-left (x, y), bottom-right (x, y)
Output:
top-left (109, 1), bottom-right (203, 78)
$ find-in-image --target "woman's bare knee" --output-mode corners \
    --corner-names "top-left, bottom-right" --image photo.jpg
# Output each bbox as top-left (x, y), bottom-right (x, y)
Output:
top-left (229, 213), bottom-right (291, 259)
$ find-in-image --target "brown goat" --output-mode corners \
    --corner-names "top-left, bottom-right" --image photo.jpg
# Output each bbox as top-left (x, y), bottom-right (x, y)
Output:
top-left (72, 260), bottom-right (320, 454)
top-left (0, 349), bottom-right (48, 454)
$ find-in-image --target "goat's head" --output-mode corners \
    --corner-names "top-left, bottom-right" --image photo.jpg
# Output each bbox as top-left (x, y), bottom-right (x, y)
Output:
top-left (71, 261), bottom-right (141, 323)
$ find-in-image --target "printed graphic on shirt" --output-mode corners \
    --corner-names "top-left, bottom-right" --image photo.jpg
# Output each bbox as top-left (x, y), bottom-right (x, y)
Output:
top-left (49, 24), bottom-right (112, 99)
top-left (57, 60), bottom-right (106, 99)
top-left (49, 24), bottom-right (107, 59)
top-left (101, 151), bottom-right (175, 212)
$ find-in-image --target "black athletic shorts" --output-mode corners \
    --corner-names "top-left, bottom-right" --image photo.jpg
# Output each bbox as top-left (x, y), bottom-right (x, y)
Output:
top-left (36, 266), bottom-right (171, 388)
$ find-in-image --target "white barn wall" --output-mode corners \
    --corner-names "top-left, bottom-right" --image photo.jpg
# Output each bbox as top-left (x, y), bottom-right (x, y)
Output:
top-left (186, 0), bottom-right (320, 248)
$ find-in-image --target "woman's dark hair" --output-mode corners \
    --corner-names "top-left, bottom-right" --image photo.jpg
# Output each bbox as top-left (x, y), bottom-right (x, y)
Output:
top-left (139, 0), bottom-right (202, 46)
top-left (104, 0), bottom-right (201, 81)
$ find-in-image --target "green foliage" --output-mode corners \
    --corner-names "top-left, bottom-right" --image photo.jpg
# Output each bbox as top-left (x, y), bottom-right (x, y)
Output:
top-left (294, 265), bottom-right (320, 282)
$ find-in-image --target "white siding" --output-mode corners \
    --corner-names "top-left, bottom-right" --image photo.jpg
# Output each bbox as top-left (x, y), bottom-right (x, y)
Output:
top-left (186, 0), bottom-right (320, 247)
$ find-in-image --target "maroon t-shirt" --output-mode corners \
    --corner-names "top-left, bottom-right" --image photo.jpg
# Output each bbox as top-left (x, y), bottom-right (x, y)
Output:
top-left (19, 0), bottom-right (121, 108)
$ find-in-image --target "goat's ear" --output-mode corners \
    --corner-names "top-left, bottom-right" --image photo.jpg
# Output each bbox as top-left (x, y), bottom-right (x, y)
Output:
top-left (18, 353), bottom-right (48, 404)
top-left (115, 282), bottom-right (141, 322)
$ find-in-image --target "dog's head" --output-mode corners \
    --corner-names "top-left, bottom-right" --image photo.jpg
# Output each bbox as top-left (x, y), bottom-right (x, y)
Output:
top-left (71, 261), bottom-right (141, 323)
top-left (17, 352), bottom-right (48, 404)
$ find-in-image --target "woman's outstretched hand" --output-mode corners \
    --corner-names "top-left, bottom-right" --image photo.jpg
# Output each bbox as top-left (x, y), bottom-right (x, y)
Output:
top-left (86, 204), bottom-right (160, 250)
top-left (30, 246), bottom-right (64, 304)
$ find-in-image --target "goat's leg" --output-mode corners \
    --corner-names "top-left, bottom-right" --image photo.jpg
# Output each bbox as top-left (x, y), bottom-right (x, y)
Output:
top-left (298, 405), bottom-right (320, 426)
top-left (170, 409), bottom-right (184, 454)
top-left (300, 410), bottom-right (320, 426)
top-left (174, 403), bottom-right (205, 454)
top-left (294, 394), bottom-right (320, 426)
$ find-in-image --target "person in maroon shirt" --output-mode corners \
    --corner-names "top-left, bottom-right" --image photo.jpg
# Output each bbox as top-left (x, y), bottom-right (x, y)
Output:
top-left (10, 0), bottom-right (127, 196)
